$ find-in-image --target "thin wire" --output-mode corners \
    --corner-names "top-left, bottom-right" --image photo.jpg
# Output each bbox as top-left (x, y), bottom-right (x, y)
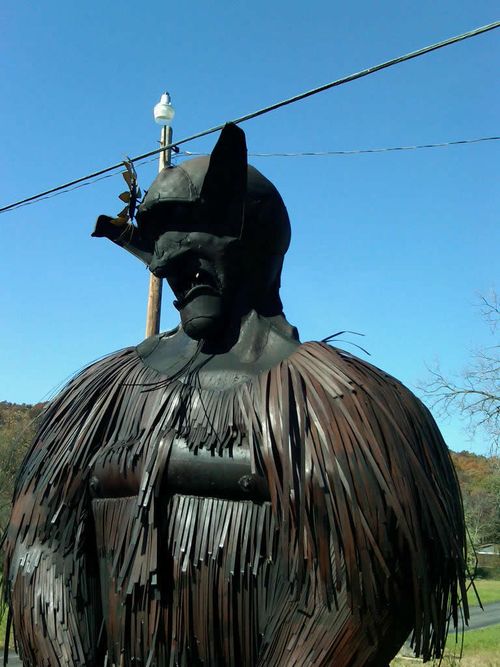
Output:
top-left (3, 136), bottom-right (498, 212)
top-left (1, 20), bottom-right (499, 215)
top-left (182, 136), bottom-right (500, 158)
top-left (2, 155), bottom-right (161, 212)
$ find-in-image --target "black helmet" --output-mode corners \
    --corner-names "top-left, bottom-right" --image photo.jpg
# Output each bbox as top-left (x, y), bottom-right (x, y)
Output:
top-left (93, 124), bottom-right (291, 315)
top-left (136, 124), bottom-right (291, 259)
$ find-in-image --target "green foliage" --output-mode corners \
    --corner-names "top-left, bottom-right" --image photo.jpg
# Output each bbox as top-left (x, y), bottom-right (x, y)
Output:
top-left (0, 404), bottom-right (42, 649)
top-left (0, 572), bottom-right (9, 651)
top-left (0, 401), bottom-right (43, 537)
top-left (478, 566), bottom-right (500, 580)
top-left (0, 609), bottom-right (6, 651)
top-left (451, 451), bottom-right (500, 549)
top-left (0, 400), bottom-right (40, 651)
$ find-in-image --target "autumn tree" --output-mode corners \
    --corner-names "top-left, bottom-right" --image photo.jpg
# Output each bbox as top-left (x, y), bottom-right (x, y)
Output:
top-left (0, 402), bottom-right (42, 537)
top-left (451, 451), bottom-right (500, 548)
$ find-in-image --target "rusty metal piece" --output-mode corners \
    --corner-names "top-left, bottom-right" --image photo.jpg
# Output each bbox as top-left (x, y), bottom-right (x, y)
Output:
top-left (3, 125), bottom-right (468, 666)
top-left (3, 341), bottom-right (468, 665)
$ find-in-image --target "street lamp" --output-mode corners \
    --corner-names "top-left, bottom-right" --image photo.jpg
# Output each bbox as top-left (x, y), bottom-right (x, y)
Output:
top-left (153, 91), bottom-right (175, 172)
top-left (154, 92), bottom-right (175, 125)
top-left (145, 92), bottom-right (175, 338)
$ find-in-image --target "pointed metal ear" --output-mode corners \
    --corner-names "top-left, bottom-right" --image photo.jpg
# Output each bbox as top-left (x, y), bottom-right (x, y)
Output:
top-left (200, 123), bottom-right (247, 222)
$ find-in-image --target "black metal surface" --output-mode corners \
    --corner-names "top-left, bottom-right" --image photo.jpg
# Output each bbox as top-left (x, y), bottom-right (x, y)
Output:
top-left (3, 124), bottom-right (469, 666)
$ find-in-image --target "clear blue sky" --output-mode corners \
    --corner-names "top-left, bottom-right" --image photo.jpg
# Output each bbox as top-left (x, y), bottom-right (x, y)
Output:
top-left (0, 2), bottom-right (498, 454)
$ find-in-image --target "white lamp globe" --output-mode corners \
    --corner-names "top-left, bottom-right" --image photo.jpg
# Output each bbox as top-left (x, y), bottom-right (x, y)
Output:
top-left (154, 92), bottom-right (175, 125)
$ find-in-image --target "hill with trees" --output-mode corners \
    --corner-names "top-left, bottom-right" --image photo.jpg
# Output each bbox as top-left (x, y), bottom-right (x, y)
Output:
top-left (0, 401), bottom-right (43, 537)
top-left (451, 450), bottom-right (500, 549)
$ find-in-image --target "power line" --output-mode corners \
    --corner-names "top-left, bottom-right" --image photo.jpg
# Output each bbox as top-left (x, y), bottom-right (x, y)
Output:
top-left (182, 136), bottom-right (500, 158)
top-left (2, 155), bottom-right (161, 212)
top-left (2, 136), bottom-right (498, 213)
top-left (1, 20), bottom-right (499, 215)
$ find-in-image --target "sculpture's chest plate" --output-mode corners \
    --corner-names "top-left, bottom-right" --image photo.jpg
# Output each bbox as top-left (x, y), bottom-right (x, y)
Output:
top-left (90, 436), bottom-right (269, 503)
top-left (167, 438), bottom-right (269, 501)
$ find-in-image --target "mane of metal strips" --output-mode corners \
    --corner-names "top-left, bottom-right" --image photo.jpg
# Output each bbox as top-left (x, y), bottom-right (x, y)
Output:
top-left (3, 341), bottom-right (468, 666)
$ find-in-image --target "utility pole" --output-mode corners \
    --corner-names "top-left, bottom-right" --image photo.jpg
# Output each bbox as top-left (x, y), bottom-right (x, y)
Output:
top-left (145, 92), bottom-right (175, 337)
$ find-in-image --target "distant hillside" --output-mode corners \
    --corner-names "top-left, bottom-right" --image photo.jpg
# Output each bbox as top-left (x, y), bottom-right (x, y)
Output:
top-left (451, 450), bottom-right (500, 548)
top-left (451, 450), bottom-right (500, 484)
top-left (0, 401), bottom-right (44, 534)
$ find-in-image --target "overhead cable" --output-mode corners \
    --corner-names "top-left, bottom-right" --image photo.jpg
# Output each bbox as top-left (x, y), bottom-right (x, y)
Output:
top-left (182, 136), bottom-right (500, 158)
top-left (6, 136), bottom-right (497, 212)
top-left (1, 20), bottom-right (499, 215)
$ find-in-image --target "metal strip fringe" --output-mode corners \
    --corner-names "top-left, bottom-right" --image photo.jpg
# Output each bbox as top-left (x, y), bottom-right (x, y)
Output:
top-left (3, 342), bottom-right (468, 666)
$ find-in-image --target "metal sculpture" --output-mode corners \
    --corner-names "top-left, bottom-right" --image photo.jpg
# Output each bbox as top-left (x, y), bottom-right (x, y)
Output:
top-left (3, 124), bottom-right (468, 666)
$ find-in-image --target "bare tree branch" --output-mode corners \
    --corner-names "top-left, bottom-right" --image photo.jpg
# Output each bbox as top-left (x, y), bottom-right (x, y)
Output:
top-left (478, 289), bottom-right (499, 333)
top-left (419, 290), bottom-right (500, 454)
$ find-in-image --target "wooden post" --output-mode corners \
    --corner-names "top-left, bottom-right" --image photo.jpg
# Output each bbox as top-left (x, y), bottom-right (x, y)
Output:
top-left (145, 124), bottom-right (172, 338)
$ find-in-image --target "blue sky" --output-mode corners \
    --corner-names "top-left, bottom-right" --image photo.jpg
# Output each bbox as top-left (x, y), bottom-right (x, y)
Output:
top-left (0, 1), bottom-right (498, 454)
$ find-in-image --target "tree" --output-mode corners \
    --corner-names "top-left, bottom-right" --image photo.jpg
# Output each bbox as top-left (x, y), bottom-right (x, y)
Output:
top-left (0, 402), bottom-right (42, 537)
top-left (419, 291), bottom-right (500, 455)
top-left (451, 451), bottom-right (500, 548)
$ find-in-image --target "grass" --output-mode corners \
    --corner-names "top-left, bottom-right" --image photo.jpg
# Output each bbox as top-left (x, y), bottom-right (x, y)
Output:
top-left (461, 623), bottom-right (500, 652)
top-left (0, 603), bottom-right (8, 651)
top-left (468, 578), bottom-right (500, 607)
top-left (0, 571), bottom-right (7, 651)
top-left (391, 623), bottom-right (500, 666)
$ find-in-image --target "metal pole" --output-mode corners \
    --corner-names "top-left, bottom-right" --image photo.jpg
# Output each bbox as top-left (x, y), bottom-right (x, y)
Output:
top-left (145, 121), bottom-right (172, 337)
